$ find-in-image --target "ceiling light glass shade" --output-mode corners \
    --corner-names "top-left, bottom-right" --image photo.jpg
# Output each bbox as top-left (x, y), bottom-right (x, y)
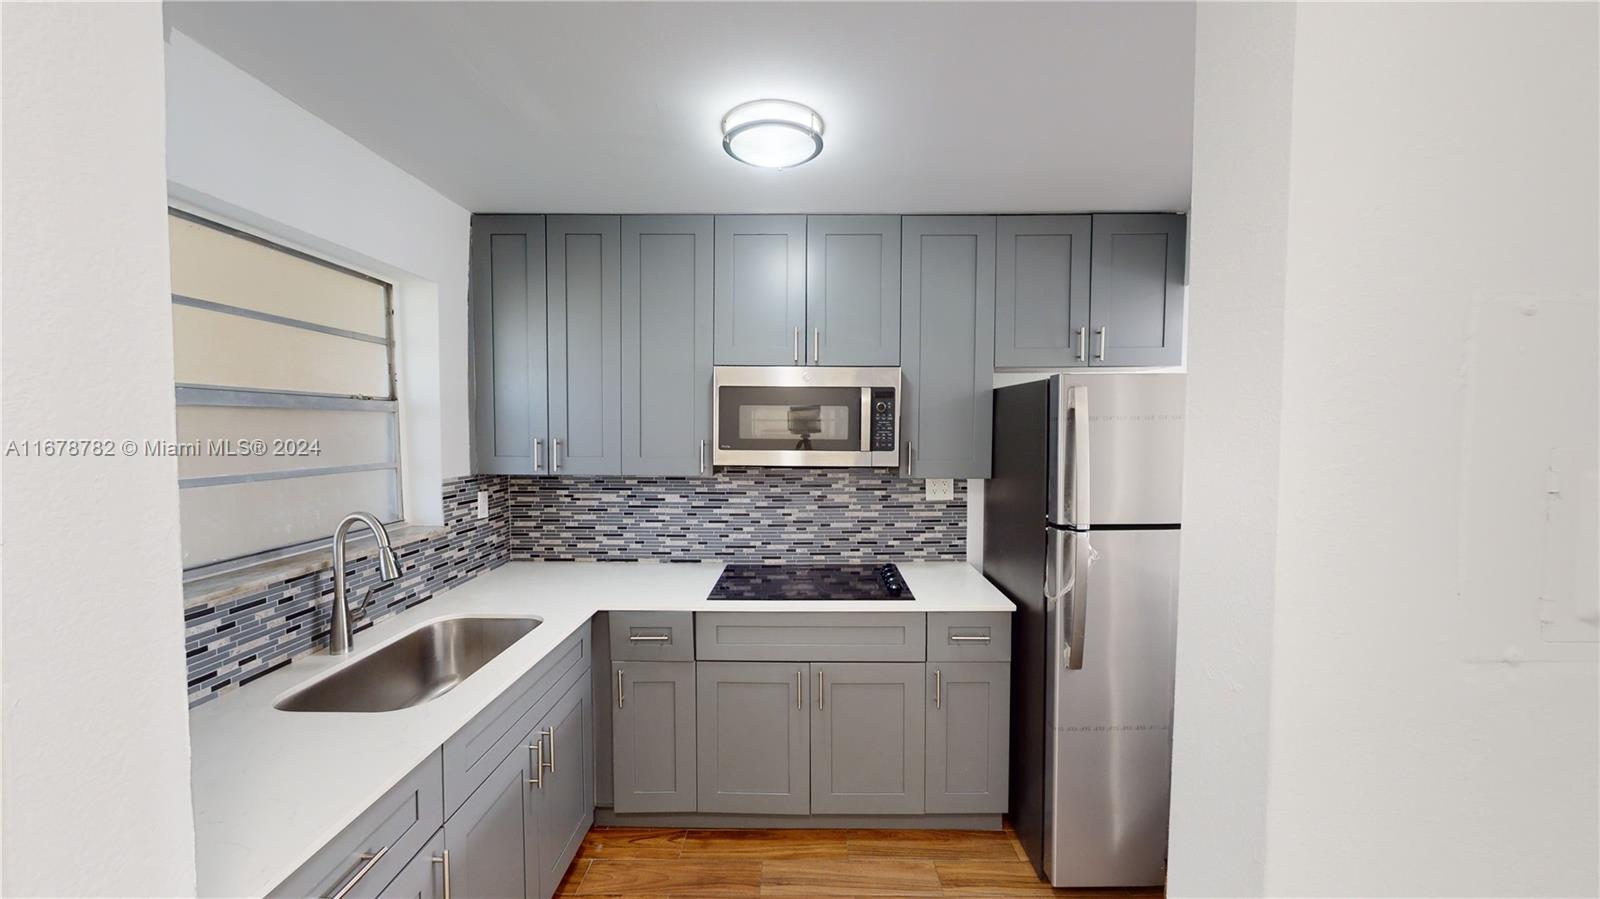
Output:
top-left (721, 99), bottom-right (824, 169)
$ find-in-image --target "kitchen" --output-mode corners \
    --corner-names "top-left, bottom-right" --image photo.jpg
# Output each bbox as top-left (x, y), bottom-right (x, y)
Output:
top-left (2, 3), bottom-right (1596, 899)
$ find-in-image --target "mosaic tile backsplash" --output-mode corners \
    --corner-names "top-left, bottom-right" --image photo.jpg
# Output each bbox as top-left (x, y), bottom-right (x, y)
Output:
top-left (507, 467), bottom-right (966, 562)
top-left (184, 475), bottom-right (509, 708)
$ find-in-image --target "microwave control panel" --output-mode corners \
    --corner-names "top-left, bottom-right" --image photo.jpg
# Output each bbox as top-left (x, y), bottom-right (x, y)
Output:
top-left (870, 388), bottom-right (897, 451)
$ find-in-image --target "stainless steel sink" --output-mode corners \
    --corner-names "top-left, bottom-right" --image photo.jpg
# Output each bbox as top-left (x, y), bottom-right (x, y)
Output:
top-left (276, 617), bottom-right (541, 712)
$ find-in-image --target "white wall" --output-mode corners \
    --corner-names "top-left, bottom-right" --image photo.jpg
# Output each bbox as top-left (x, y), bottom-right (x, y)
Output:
top-left (0, 4), bottom-right (198, 895)
top-left (1171, 3), bottom-right (1599, 896)
top-left (163, 31), bottom-right (473, 523)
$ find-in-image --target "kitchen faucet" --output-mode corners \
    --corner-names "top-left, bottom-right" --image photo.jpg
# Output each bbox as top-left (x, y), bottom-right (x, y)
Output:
top-left (329, 512), bottom-right (400, 655)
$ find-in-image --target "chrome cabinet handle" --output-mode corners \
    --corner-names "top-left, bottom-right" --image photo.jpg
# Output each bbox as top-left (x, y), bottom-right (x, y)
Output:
top-left (432, 850), bottom-right (451, 899)
top-left (628, 634), bottom-right (671, 642)
top-left (699, 439), bottom-right (707, 475)
top-left (812, 327), bottom-right (820, 364)
top-left (949, 634), bottom-right (992, 643)
top-left (616, 668), bottom-right (625, 708)
top-left (816, 669), bottom-right (824, 711)
top-left (902, 439), bottom-right (914, 476)
top-left (793, 327), bottom-right (800, 364)
top-left (330, 845), bottom-right (389, 899)
top-left (541, 725), bottom-right (555, 772)
top-left (533, 438), bottom-right (544, 472)
top-left (527, 739), bottom-right (543, 788)
top-left (1076, 326), bottom-right (1087, 362)
top-left (795, 669), bottom-right (802, 710)
top-left (1095, 327), bottom-right (1107, 362)
top-left (934, 668), bottom-right (942, 709)
top-left (552, 438), bottom-right (563, 472)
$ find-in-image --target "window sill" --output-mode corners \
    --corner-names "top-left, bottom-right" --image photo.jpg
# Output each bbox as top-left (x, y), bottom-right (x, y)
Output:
top-left (182, 523), bottom-right (449, 608)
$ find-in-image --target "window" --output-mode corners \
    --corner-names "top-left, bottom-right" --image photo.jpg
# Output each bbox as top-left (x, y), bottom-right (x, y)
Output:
top-left (169, 210), bottom-right (401, 573)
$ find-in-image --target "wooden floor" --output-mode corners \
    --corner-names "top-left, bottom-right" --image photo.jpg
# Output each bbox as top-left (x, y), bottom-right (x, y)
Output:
top-left (556, 824), bottom-right (1165, 897)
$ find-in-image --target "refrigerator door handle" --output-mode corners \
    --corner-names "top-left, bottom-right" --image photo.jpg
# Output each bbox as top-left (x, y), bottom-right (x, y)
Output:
top-left (1048, 528), bottom-right (1087, 670)
top-left (1051, 383), bottom-right (1091, 529)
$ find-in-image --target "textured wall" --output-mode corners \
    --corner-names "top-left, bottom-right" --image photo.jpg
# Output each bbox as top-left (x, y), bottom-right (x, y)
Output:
top-left (508, 467), bottom-right (966, 562)
top-left (183, 476), bottom-right (508, 707)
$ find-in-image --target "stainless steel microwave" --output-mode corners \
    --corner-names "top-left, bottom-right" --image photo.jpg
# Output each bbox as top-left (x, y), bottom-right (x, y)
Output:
top-left (712, 366), bottom-right (901, 468)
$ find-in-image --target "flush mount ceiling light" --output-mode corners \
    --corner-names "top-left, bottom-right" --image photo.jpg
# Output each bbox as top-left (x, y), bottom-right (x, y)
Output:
top-left (721, 99), bottom-right (825, 170)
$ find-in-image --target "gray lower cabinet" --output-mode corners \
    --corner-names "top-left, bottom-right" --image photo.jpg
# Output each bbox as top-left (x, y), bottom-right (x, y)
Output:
top-left (810, 663), bottom-right (925, 815)
top-left (612, 661), bottom-right (697, 813)
top-left (995, 215), bottom-right (1092, 368)
top-left (444, 742), bottom-right (534, 899)
top-left (621, 215), bottom-right (713, 476)
top-left (528, 676), bottom-right (594, 899)
top-left (805, 215), bottom-right (901, 366)
top-left (900, 215), bottom-right (996, 479)
top-left (926, 662), bottom-right (1010, 814)
top-left (696, 661), bottom-right (811, 814)
top-left (1088, 213), bottom-right (1186, 367)
top-left (547, 215), bottom-right (622, 475)
top-left (713, 215), bottom-right (806, 365)
top-left (379, 831), bottom-right (447, 899)
top-left (471, 215), bottom-right (548, 475)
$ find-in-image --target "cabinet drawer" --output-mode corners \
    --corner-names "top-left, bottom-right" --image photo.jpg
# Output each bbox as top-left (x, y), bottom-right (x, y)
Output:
top-left (928, 612), bottom-right (1012, 662)
top-left (695, 612), bottom-right (926, 662)
top-left (270, 750), bottom-right (443, 899)
top-left (442, 626), bottom-right (590, 816)
top-left (609, 611), bottom-right (694, 661)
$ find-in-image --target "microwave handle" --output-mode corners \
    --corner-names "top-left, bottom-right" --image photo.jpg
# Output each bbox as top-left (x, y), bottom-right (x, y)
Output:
top-left (860, 387), bottom-right (872, 453)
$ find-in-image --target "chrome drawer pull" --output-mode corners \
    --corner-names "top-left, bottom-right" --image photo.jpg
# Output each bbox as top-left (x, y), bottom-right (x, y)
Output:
top-left (330, 845), bottom-right (389, 899)
top-left (617, 669), bottom-right (625, 708)
top-left (628, 634), bottom-right (671, 642)
top-left (935, 668), bottom-right (942, 709)
top-left (949, 634), bottom-right (992, 643)
top-left (527, 740), bottom-right (543, 788)
top-left (432, 850), bottom-right (451, 899)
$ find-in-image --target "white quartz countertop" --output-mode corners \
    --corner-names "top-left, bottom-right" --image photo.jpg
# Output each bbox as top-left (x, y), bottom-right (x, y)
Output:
top-left (189, 560), bottom-right (1012, 897)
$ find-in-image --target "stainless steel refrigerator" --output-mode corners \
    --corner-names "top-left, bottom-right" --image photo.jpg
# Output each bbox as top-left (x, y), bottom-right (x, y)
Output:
top-left (983, 373), bottom-right (1184, 887)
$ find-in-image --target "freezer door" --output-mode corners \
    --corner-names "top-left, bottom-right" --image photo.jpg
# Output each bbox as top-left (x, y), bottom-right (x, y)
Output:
top-left (1055, 373), bottom-right (1185, 527)
top-left (1047, 527), bottom-right (1179, 887)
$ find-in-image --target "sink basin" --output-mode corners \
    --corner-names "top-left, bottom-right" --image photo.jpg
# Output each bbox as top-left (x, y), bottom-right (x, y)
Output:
top-left (276, 617), bottom-right (541, 712)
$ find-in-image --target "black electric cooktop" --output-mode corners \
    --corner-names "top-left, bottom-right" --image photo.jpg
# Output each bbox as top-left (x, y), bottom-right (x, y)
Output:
top-left (707, 563), bottom-right (912, 601)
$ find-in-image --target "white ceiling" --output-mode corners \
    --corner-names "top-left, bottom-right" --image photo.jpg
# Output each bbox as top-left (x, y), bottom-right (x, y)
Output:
top-left (165, 1), bottom-right (1196, 214)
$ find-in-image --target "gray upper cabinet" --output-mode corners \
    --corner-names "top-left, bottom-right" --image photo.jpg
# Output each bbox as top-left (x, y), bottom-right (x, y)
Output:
top-left (810, 663), bottom-right (925, 815)
top-left (612, 661), bottom-right (697, 813)
top-left (621, 216), bottom-right (713, 476)
top-left (900, 216), bottom-right (996, 479)
top-left (995, 215), bottom-right (1092, 368)
top-left (696, 661), bottom-right (810, 815)
top-left (547, 215), bottom-right (622, 475)
top-left (528, 676), bottom-right (593, 899)
top-left (443, 741), bottom-right (531, 899)
top-left (713, 215), bottom-right (807, 365)
top-left (1088, 213), bottom-right (1186, 367)
top-left (805, 216), bottom-right (901, 366)
top-left (471, 215), bottom-right (548, 475)
top-left (926, 661), bottom-right (1010, 814)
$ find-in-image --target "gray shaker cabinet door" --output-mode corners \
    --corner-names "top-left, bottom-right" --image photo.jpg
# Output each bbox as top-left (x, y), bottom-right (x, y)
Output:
top-left (805, 215), bottom-right (901, 366)
top-left (810, 662), bottom-right (925, 815)
top-left (696, 661), bottom-right (811, 815)
top-left (995, 215), bottom-right (1092, 368)
top-left (1088, 213), bottom-right (1186, 367)
top-left (926, 662), bottom-right (1010, 814)
top-left (900, 216), bottom-right (996, 479)
top-left (529, 676), bottom-right (594, 899)
top-left (443, 741), bottom-right (530, 899)
top-left (713, 215), bottom-right (807, 365)
top-left (621, 215), bottom-right (713, 476)
top-left (547, 215), bottom-right (622, 474)
top-left (471, 215), bottom-right (548, 475)
top-left (612, 661), bottom-right (697, 813)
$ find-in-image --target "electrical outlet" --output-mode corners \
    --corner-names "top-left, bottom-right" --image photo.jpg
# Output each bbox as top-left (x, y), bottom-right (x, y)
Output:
top-left (925, 478), bottom-right (955, 501)
top-left (476, 490), bottom-right (490, 520)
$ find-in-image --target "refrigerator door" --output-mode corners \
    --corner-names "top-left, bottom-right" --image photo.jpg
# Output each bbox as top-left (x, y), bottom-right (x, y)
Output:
top-left (1046, 379), bottom-right (1090, 529)
top-left (1054, 373), bottom-right (1186, 527)
top-left (1047, 527), bottom-right (1180, 887)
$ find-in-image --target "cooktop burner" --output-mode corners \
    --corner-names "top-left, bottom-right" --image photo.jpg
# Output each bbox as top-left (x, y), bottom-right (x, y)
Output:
top-left (707, 563), bottom-right (912, 601)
